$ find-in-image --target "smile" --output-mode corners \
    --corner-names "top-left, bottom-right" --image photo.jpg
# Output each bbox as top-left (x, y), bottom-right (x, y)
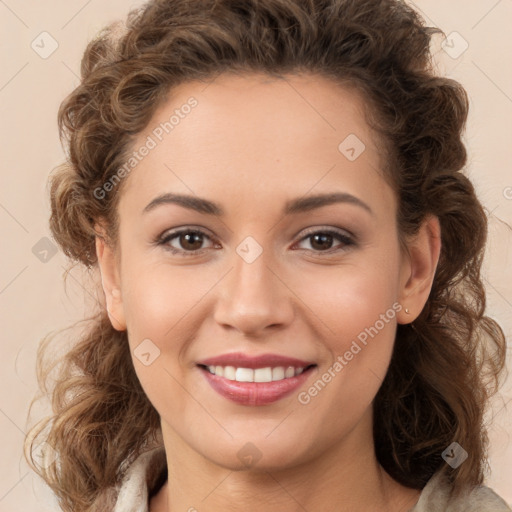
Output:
top-left (197, 353), bottom-right (317, 406)
top-left (203, 365), bottom-right (307, 382)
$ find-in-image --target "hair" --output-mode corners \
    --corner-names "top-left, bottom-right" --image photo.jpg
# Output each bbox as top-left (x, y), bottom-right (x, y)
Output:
top-left (24, 0), bottom-right (508, 511)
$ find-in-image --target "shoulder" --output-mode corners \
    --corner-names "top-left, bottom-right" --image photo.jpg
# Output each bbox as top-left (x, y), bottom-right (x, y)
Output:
top-left (412, 470), bottom-right (512, 512)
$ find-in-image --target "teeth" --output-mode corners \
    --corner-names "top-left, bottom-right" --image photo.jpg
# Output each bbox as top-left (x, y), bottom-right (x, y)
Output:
top-left (235, 368), bottom-right (254, 382)
top-left (254, 367), bottom-right (272, 382)
top-left (205, 365), bottom-right (307, 382)
top-left (272, 367), bottom-right (285, 380)
top-left (224, 366), bottom-right (236, 380)
top-left (285, 366), bottom-right (295, 378)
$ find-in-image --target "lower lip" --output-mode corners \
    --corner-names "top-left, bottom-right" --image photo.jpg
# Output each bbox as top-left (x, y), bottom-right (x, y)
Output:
top-left (200, 366), bottom-right (315, 406)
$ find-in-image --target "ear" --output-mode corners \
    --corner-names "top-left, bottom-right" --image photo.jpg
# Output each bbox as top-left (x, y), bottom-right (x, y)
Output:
top-left (397, 215), bottom-right (441, 324)
top-left (95, 223), bottom-right (127, 331)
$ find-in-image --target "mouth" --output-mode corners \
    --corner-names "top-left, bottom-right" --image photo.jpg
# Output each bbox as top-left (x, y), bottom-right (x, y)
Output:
top-left (200, 364), bottom-right (312, 382)
top-left (196, 353), bottom-right (317, 406)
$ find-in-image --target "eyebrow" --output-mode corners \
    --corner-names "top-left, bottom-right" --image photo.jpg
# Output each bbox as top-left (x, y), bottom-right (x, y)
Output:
top-left (142, 191), bottom-right (373, 216)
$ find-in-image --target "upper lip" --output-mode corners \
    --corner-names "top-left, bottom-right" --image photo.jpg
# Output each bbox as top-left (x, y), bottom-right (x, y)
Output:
top-left (197, 352), bottom-right (316, 369)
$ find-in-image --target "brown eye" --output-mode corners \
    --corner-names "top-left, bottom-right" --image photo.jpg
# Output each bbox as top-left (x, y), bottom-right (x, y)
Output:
top-left (178, 232), bottom-right (205, 251)
top-left (295, 229), bottom-right (354, 253)
top-left (309, 233), bottom-right (335, 251)
top-left (158, 228), bottom-right (215, 256)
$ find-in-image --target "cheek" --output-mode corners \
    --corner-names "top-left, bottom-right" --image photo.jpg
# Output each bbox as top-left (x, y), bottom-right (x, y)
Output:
top-left (301, 254), bottom-right (400, 344)
top-left (119, 264), bottom-right (197, 415)
top-left (120, 261), bottom-right (212, 343)
top-left (296, 268), bottom-right (400, 435)
top-left (295, 248), bottom-right (401, 404)
top-left (119, 261), bottom-right (216, 401)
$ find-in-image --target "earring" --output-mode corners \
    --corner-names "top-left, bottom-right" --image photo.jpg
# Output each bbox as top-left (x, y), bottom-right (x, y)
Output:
top-left (405, 308), bottom-right (410, 314)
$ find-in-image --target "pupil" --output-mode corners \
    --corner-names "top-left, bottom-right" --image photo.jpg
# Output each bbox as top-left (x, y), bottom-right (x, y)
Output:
top-left (312, 233), bottom-right (332, 250)
top-left (182, 232), bottom-right (202, 250)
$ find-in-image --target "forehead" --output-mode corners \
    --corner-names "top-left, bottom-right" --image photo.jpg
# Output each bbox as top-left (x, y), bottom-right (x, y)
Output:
top-left (120, 72), bottom-right (392, 215)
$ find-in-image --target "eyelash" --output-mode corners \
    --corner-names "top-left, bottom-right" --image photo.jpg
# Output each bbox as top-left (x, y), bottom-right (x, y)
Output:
top-left (155, 226), bottom-right (355, 257)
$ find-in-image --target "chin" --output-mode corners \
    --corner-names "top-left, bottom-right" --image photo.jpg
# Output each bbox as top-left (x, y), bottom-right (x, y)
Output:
top-left (192, 432), bottom-right (317, 473)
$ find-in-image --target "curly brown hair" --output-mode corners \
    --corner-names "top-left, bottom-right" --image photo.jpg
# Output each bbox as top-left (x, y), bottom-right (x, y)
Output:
top-left (24, 0), bottom-right (508, 511)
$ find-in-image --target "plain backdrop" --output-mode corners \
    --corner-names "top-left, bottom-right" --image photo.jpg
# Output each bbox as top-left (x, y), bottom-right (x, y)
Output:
top-left (0, 1), bottom-right (511, 510)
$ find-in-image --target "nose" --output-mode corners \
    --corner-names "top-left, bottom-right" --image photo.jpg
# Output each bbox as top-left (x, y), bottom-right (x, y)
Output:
top-left (213, 245), bottom-right (295, 337)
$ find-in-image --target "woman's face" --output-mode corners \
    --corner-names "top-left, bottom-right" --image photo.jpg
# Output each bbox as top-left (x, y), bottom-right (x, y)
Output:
top-left (99, 72), bottom-right (422, 471)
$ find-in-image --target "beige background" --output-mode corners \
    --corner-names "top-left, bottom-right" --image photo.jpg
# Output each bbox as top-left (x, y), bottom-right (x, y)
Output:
top-left (0, 0), bottom-right (511, 510)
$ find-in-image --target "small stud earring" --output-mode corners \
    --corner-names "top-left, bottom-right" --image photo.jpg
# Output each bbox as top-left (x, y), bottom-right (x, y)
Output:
top-left (405, 308), bottom-right (410, 314)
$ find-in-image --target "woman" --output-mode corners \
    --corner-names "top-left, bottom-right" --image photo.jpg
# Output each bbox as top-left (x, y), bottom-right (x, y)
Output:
top-left (24, 0), bottom-right (511, 511)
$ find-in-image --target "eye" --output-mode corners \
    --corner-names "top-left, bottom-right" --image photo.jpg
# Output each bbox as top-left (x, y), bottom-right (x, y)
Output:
top-left (294, 228), bottom-right (354, 254)
top-left (156, 226), bottom-right (355, 257)
top-left (157, 228), bottom-right (217, 256)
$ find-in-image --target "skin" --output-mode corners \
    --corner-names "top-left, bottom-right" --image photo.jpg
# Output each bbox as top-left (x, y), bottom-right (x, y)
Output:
top-left (95, 72), bottom-right (441, 512)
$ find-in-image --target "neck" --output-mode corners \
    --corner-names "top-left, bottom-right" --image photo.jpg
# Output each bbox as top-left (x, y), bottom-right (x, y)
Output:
top-left (156, 413), bottom-right (420, 512)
